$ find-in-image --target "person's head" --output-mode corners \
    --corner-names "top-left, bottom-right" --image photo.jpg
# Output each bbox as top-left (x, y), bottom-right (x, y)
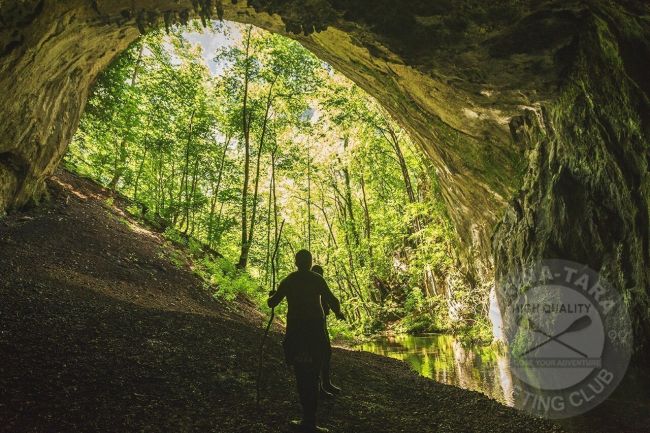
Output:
top-left (295, 249), bottom-right (313, 271)
top-left (311, 264), bottom-right (324, 276)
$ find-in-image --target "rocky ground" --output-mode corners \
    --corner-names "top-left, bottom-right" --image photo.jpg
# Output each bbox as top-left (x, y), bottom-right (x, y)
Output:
top-left (0, 171), bottom-right (639, 433)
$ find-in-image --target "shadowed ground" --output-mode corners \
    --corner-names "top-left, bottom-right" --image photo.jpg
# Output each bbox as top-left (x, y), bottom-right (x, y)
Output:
top-left (0, 171), bottom-right (575, 433)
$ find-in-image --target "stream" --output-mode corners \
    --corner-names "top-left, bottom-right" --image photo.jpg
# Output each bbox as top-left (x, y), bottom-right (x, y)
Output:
top-left (356, 334), bottom-right (515, 405)
top-left (356, 334), bottom-right (650, 432)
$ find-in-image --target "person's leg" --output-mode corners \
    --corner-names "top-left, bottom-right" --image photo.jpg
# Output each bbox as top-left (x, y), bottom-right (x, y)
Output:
top-left (294, 360), bottom-right (320, 428)
top-left (320, 323), bottom-right (340, 394)
top-left (321, 353), bottom-right (331, 385)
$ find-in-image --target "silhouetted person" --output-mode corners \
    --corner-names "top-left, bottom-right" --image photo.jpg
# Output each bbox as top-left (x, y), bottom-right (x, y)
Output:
top-left (268, 250), bottom-right (345, 433)
top-left (311, 265), bottom-right (341, 398)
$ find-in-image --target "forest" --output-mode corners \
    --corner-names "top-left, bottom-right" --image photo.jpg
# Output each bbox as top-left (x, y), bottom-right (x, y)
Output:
top-left (65, 22), bottom-right (491, 340)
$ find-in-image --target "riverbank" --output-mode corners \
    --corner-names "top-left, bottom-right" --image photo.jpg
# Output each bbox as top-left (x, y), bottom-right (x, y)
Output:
top-left (355, 334), bottom-right (650, 433)
top-left (0, 170), bottom-right (564, 432)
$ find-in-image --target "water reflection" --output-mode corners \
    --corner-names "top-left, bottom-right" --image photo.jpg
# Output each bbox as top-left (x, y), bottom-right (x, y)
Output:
top-left (357, 334), bottom-right (515, 406)
top-left (356, 335), bottom-right (650, 432)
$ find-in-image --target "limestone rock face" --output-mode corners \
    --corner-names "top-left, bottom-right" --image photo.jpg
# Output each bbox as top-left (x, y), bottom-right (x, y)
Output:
top-left (0, 0), bottom-right (648, 352)
top-left (492, 5), bottom-right (650, 356)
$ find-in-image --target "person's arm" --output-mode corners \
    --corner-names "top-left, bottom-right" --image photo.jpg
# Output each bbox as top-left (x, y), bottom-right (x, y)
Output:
top-left (267, 280), bottom-right (287, 308)
top-left (322, 297), bottom-right (331, 316)
top-left (320, 278), bottom-right (344, 320)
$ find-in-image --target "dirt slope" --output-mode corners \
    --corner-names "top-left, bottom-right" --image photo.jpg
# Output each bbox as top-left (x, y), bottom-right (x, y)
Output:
top-left (0, 170), bottom-right (567, 433)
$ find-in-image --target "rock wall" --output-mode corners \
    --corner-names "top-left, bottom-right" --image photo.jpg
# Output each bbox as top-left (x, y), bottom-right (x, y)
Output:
top-left (0, 0), bottom-right (140, 211)
top-left (1, 0), bottom-right (648, 352)
top-left (493, 3), bottom-right (650, 356)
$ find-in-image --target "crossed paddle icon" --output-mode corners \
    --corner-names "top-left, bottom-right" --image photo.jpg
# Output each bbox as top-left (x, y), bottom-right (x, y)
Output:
top-left (518, 315), bottom-right (592, 358)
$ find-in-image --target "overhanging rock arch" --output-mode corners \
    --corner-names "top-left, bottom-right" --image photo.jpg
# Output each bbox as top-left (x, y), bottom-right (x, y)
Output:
top-left (1, 0), bottom-right (649, 354)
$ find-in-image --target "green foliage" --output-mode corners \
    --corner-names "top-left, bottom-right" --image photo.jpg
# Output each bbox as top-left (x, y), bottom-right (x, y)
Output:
top-left (404, 287), bottom-right (426, 315)
top-left (67, 22), bottom-right (487, 340)
top-left (162, 226), bottom-right (261, 303)
top-left (457, 316), bottom-right (493, 345)
top-left (201, 257), bottom-right (259, 302)
top-left (326, 318), bottom-right (357, 341)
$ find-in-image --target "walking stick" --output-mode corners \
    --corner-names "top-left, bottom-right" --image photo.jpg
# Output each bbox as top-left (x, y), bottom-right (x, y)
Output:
top-left (256, 219), bottom-right (285, 405)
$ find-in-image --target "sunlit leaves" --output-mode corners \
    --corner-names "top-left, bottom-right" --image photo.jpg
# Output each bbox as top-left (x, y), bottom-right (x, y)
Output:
top-left (67, 23), bottom-right (470, 336)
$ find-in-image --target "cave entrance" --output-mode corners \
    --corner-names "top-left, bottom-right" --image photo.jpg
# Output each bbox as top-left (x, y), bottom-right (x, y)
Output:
top-left (1, 0), bottom-right (523, 269)
top-left (2, 1), bottom-right (650, 428)
top-left (66, 20), bottom-right (488, 339)
top-left (62, 17), bottom-right (514, 407)
top-left (2, 0), bottom-right (522, 385)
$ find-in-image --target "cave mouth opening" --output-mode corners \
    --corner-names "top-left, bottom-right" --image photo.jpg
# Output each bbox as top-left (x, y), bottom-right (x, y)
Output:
top-left (2, 1), bottom-right (650, 428)
top-left (1, 0), bottom-right (524, 267)
top-left (65, 19), bottom-right (492, 341)
top-left (2, 0), bottom-right (648, 376)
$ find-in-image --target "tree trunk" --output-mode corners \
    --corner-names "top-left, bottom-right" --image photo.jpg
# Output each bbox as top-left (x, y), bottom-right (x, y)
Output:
top-left (385, 123), bottom-right (416, 205)
top-left (108, 43), bottom-right (144, 192)
top-left (238, 73), bottom-right (275, 269)
top-left (307, 143), bottom-right (312, 251)
top-left (236, 27), bottom-right (253, 269)
top-left (133, 115), bottom-right (153, 202)
top-left (359, 172), bottom-right (372, 259)
top-left (208, 135), bottom-right (230, 248)
top-left (185, 148), bottom-right (201, 235)
top-left (341, 135), bottom-right (359, 245)
top-left (176, 107), bottom-right (196, 227)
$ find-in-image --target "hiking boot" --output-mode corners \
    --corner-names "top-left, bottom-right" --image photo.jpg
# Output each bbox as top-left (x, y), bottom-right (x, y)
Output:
top-left (320, 387), bottom-right (336, 399)
top-left (289, 420), bottom-right (330, 433)
top-left (322, 383), bottom-right (341, 394)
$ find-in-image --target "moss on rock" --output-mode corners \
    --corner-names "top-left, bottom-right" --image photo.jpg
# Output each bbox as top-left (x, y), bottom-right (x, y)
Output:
top-left (493, 3), bottom-right (650, 357)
